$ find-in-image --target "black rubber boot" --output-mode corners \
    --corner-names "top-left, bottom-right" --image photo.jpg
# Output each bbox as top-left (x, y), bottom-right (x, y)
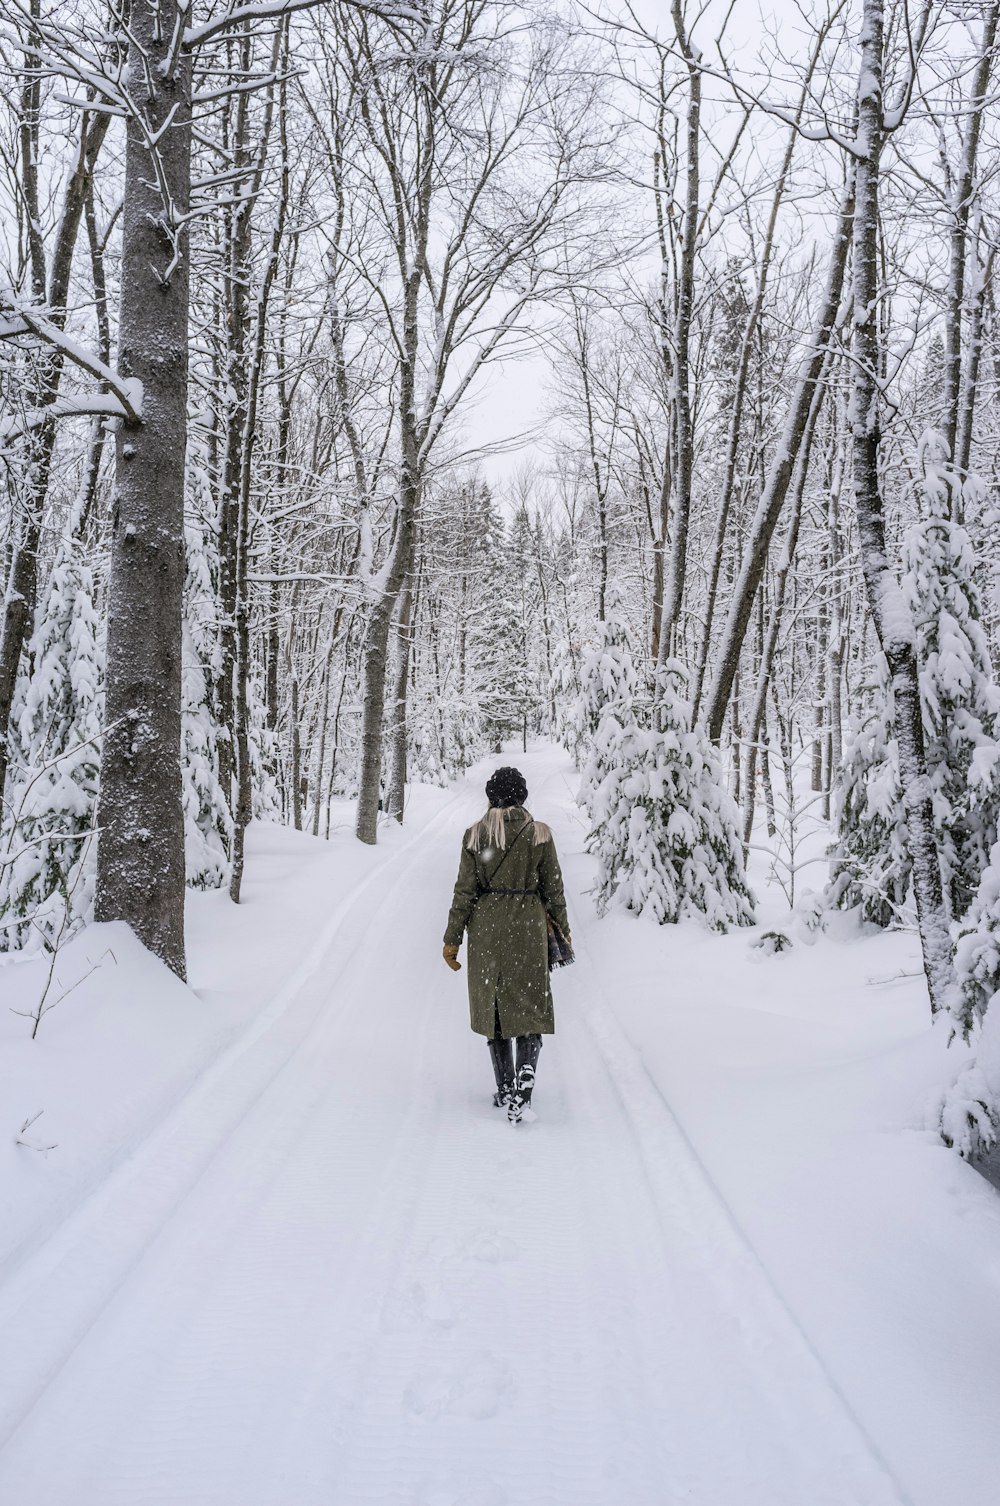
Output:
top-left (509, 1035), bottom-right (542, 1122)
top-left (487, 1037), bottom-right (514, 1108)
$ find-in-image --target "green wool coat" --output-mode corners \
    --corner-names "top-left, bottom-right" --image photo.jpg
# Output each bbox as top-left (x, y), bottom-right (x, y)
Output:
top-left (444, 807), bottom-right (570, 1038)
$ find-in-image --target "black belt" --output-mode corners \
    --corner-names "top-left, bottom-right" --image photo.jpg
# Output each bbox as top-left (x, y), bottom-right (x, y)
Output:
top-left (482, 888), bottom-right (538, 897)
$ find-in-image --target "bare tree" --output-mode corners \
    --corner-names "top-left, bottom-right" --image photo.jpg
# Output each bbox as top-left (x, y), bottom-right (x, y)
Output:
top-left (309, 0), bottom-right (613, 843)
top-left (847, 0), bottom-right (952, 1011)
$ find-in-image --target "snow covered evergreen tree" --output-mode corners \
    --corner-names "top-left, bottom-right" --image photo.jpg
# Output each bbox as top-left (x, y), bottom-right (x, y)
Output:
top-left (182, 509), bottom-right (231, 890)
top-left (576, 583), bottom-right (639, 815)
top-left (902, 436), bottom-right (1000, 921)
top-left (828, 437), bottom-right (1000, 929)
top-left (0, 542), bottom-right (103, 949)
top-left (249, 674), bottom-right (283, 823)
top-left (579, 585), bottom-right (638, 731)
top-left (938, 1011), bottom-right (1000, 1165)
top-left (585, 661), bottom-right (755, 931)
top-left (952, 841), bottom-right (1000, 1038)
top-left (940, 850), bottom-right (1000, 1159)
top-left (825, 669), bottom-right (911, 928)
top-left (471, 501), bottom-right (533, 754)
top-left (550, 632), bottom-right (587, 765)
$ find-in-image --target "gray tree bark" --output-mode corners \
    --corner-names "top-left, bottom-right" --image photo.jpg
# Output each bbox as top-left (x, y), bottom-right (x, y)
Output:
top-left (740, 358), bottom-right (827, 851)
top-left (95, 0), bottom-right (191, 976)
top-left (942, 0), bottom-right (999, 495)
top-left (385, 568), bottom-right (415, 824)
top-left (702, 182), bottom-right (853, 743)
top-left (657, 1), bottom-right (700, 663)
top-left (355, 450), bottom-right (419, 843)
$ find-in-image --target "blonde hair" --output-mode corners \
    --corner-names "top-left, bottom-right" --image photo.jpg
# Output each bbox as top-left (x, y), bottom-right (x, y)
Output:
top-left (466, 806), bottom-right (551, 851)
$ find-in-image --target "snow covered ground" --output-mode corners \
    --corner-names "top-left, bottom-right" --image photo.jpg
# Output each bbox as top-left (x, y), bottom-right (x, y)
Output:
top-left (1, 743), bottom-right (998, 1506)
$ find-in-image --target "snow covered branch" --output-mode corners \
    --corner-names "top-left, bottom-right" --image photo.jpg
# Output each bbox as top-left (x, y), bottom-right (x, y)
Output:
top-left (0, 302), bottom-right (142, 425)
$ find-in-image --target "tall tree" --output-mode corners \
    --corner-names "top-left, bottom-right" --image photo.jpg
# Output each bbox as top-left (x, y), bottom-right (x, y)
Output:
top-left (94, 0), bottom-right (192, 975)
top-left (848, 0), bottom-right (952, 1012)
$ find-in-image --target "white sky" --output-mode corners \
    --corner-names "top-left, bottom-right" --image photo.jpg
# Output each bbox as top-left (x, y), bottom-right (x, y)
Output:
top-left (463, 0), bottom-right (835, 496)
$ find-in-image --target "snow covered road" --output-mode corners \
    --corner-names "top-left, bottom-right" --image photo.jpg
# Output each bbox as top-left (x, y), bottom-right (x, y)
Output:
top-left (0, 752), bottom-right (918, 1504)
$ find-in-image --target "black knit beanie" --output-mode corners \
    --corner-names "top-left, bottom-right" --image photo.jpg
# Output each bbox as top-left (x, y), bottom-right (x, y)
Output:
top-left (486, 766), bottom-right (528, 809)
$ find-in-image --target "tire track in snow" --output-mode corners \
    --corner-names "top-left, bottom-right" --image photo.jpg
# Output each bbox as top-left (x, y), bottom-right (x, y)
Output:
top-left (0, 789), bottom-right (470, 1460)
top-left (564, 875), bottom-right (913, 1503)
top-left (0, 752), bottom-right (916, 1504)
top-left (316, 958), bottom-right (679, 1506)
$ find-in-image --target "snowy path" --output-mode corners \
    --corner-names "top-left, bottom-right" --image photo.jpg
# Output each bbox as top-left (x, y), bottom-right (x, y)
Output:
top-left (0, 752), bottom-right (912, 1506)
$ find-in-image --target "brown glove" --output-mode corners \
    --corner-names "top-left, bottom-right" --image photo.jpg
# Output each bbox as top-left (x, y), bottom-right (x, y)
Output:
top-left (443, 943), bottom-right (461, 972)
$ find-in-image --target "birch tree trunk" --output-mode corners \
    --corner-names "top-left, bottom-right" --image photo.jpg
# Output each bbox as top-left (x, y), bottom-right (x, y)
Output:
top-left (95, 0), bottom-right (191, 975)
top-left (850, 0), bottom-right (952, 1013)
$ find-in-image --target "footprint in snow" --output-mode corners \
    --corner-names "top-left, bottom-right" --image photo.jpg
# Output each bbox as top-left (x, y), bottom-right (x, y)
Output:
top-left (461, 1352), bottom-right (514, 1418)
top-left (403, 1352), bottom-right (514, 1421)
top-left (380, 1279), bottom-right (457, 1334)
top-left (467, 1229), bottom-right (510, 1264)
top-left (425, 1234), bottom-right (459, 1263)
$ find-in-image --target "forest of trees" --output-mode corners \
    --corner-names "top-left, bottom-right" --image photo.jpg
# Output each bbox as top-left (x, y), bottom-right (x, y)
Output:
top-left (3, 0), bottom-right (1000, 1163)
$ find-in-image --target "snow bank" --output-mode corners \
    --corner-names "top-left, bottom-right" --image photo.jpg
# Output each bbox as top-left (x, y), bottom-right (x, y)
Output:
top-left (1, 922), bottom-right (206, 1281)
top-left (557, 764), bottom-right (1000, 1506)
top-left (0, 792), bottom-right (456, 1287)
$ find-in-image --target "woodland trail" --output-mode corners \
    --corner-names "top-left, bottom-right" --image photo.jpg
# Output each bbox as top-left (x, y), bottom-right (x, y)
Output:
top-left (0, 750), bottom-right (911, 1506)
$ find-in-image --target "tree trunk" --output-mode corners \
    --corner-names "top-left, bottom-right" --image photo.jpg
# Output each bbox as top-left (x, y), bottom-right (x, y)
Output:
top-left (690, 97), bottom-right (809, 717)
top-left (311, 650), bottom-right (333, 837)
top-left (355, 260), bottom-right (421, 845)
top-left (850, 0), bottom-right (952, 1014)
top-left (385, 570), bottom-right (415, 823)
top-left (228, 37), bottom-right (288, 901)
top-left (702, 182), bottom-right (853, 742)
top-left (740, 348), bottom-right (828, 850)
top-left (650, 467), bottom-right (670, 661)
top-left (812, 548), bottom-right (828, 793)
top-left (943, 0), bottom-right (999, 489)
top-left (290, 674), bottom-right (302, 832)
top-left (657, 5), bottom-right (700, 662)
top-left (956, 242), bottom-right (993, 480)
top-left (95, 0), bottom-right (191, 976)
top-left (0, 65), bottom-right (113, 802)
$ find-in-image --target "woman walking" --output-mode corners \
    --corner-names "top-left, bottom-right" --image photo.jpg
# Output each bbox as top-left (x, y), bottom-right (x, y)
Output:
top-left (443, 766), bottom-right (570, 1123)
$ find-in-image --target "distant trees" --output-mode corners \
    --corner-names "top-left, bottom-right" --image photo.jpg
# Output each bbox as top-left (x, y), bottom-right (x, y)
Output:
top-left (304, 0), bottom-right (612, 842)
top-left (6, 0), bottom-right (1000, 1157)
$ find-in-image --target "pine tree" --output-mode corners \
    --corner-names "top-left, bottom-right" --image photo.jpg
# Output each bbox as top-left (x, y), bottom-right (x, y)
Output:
top-left (827, 437), bottom-right (1000, 930)
top-left (550, 632), bottom-right (587, 765)
top-left (470, 501), bottom-right (530, 754)
top-left (578, 583), bottom-right (638, 737)
top-left (248, 670), bottom-right (282, 822)
top-left (825, 668), bottom-right (911, 928)
top-left (941, 778), bottom-right (1000, 1165)
top-left (182, 515), bottom-right (231, 888)
top-left (586, 662), bottom-right (755, 931)
top-left (576, 584), bottom-right (640, 816)
top-left (952, 841), bottom-right (1000, 1039)
top-left (0, 542), bottom-right (103, 950)
top-left (903, 436), bottom-right (1000, 921)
